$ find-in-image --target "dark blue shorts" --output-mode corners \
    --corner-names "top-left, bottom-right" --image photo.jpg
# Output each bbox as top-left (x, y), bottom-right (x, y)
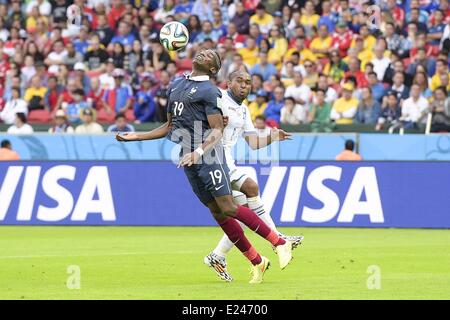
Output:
top-left (184, 161), bottom-right (232, 205)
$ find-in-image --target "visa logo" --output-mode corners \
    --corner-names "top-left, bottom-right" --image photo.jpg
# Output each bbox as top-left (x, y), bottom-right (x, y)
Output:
top-left (0, 166), bottom-right (116, 222)
top-left (239, 166), bottom-right (384, 224)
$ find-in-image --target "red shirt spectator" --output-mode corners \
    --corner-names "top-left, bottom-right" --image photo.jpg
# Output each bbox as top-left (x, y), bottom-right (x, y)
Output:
top-left (331, 22), bottom-right (353, 57)
top-left (108, 0), bottom-right (126, 30)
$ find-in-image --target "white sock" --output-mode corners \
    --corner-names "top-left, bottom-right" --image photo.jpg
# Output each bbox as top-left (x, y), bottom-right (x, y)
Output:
top-left (247, 196), bottom-right (279, 234)
top-left (213, 221), bottom-right (246, 258)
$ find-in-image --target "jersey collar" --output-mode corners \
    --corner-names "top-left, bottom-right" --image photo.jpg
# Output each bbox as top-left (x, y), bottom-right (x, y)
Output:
top-left (185, 73), bottom-right (210, 82)
top-left (227, 90), bottom-right (242, 105)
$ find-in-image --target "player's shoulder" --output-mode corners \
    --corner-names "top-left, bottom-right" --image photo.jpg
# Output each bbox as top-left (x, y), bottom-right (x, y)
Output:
top-left (168, 76), bottom-right (186, 91)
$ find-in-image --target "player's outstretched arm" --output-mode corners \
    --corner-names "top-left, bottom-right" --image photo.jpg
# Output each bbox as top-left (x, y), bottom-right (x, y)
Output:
top-left (116, 114), bottom-right (173, 142)
top-left (245, 128), bottom-right (292, 150)
top-left (178, 114), bottom-right (224, 167)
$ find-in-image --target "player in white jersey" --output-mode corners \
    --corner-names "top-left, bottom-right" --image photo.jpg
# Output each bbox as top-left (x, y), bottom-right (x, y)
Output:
top-left (204, 69), bottom-right (304, 282)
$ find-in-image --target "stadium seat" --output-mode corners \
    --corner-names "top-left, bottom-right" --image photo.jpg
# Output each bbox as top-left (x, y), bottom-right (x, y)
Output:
top-left (97, 108), bottom-right (115, 124)
top-left (124, 109), bottom-right (135, 122)
top-left (27, 109), bottom-right (51, 124)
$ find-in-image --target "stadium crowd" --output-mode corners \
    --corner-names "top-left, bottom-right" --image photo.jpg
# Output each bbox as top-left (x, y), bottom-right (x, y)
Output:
top-left (0, 0), bottom-right (449, 134)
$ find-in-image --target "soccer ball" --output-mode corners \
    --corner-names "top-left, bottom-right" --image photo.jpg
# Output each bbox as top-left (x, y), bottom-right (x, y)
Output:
top-left (159, 21), bottom-right (189, 51)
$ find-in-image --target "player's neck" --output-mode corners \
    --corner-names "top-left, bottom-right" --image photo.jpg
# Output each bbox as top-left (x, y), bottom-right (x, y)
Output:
top-left (227, 90), bottom-right (243, 105)
top-left (190, 69), bottom-right (209, 78)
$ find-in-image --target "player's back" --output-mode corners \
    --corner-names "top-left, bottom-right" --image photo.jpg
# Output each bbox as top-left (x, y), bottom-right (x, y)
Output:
top-left (167, 75), bottom-right (223, 154)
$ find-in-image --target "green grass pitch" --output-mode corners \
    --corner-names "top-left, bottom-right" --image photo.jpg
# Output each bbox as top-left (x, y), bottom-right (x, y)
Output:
top-left (0, 226), bottom-right (449, 300)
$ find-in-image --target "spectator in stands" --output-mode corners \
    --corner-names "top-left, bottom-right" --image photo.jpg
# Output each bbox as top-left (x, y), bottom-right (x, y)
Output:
top-left (285, 71), bottom-right (312, 112)
top-left (250, 51), bottom-right (277, 81)
top-left (250, 3), bottom-right (273, 34)
top-left (371, 44), bottom-right (391, 82)
top-left (65, 88), bottom-right (89, 124)
top-left (145, 40), bottom-right (172, 72)
top-left (310, 24), bottom-right (333, 60)
top-left (331, 82), bottom-right (358, 124)
top-left (264, 86), bottom-right (285, 127)
top-left (73, 62), bottom-right (91, 94)
top-left (309, 88), bottom-right (333, 133)
top-left (413, 71), bottom-right (433, 98)
top-left (355, 87), bottom-right (381, 125)
top-left (0, 87), bottom-right (27, 124)
top-left (303, 60), bottom-right (319, 89)
top-left (104, 68), bottom-right (133, 114)
top-left (107, 112), bottom-right (135, 133)
top-left (281, 96), bottom-right (307, 125)
top-left (367, 71), bottom-right (385, 103)
top-left (134, 74), bottom-right (156, 123)
top-left (48, 109), bottom-right (74, 134)
top-left (400, 84), bottom-right (430, 130)
top-left (344, 57), bottom-right (368, 88)
top-left (75, 108), bottom-right (104, 134)
top-left (315, 74), bottom-right (338, 104)
top-left (44, 76), bottom-right (63, 112)
top-left (248, 89), bottom-right (268, 121)
top-left (335, 139), bottom-right (362, 161)
top-left (7, 112), bottom-right (34, 134)
top-left (0, 139), bottom-right (20, 161)
top-left (430, 86), bottom-right (450, 132)
top-left (24, 75), bottom-right (47, 111)
top-left (153, 70), bottom-right (171, 123)
top-left (376, 91), bottom-right (402, 131)
top-left (431, 59), bottom-right (450, 91)
top-left (238, 36), bottom-right (259, 68)
top-left (231, 1), bottom-right (250, 35)
top-left (254, 114), bottom-right (271, 137)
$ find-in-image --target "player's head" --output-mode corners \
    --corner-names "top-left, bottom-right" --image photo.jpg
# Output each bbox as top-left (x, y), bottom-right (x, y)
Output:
top-left (227, 69), bottom-right (252, 103)
top-left (345, 139), bottom-right (355, 151)
top-left (1, 139), bottom-right (11, 150)
top-left (192, 49), bottom-right (221, 76)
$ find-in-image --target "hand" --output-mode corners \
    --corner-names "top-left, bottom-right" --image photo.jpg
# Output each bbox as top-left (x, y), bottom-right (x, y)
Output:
top-left (223, 116), bottom-right (229, 127)
top-left (116, 132), bottom-right (140, 142)
top-left (178, 151), bottom-right (201, 167)
top-left (271, 128), bottom-right (293, 141)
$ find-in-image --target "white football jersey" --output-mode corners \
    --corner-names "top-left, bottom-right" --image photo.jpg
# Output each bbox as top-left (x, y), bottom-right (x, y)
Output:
top-left (219, 89), bottom-right (256, 168)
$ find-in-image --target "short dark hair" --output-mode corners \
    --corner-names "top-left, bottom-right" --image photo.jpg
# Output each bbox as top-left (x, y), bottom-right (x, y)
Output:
top-left (284, 97), bottom-right (295, 104)
top-left (115, 113), bottom-right (126, 120)
top-left (228, 69), bottom-right (249, 81)
top-left (1, 139), bottom-right (11, 148)
top-left (255, 115), bottom-right (266, 122)
top-left (16, 112), bottom-right (27, 123)
top-left (345, 139), bottom-right (355, 151)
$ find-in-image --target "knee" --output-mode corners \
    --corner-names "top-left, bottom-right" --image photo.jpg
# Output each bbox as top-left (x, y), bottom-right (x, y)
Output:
top-left (218, 201), bottom-right (238, 217)
top-left (242, 181), bottom-right (259, 198)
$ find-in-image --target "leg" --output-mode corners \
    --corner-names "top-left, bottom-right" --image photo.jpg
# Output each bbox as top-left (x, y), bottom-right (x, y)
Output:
top-left (214, 194), bottom-right (286, 248)
top-left (212, 191), bottom-right (247, 258)
top-left (206, 199), bottom-right (262, 266)
top-left (239, 177), bottom-right (278, 232)
top-left (238, 177), bottom-right (304, 249)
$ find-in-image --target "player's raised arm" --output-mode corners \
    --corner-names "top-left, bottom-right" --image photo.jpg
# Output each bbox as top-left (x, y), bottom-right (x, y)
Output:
top-left (115, 114), bottom-right (172, 142)
top-left (245, 128), bottom-right (293, 150)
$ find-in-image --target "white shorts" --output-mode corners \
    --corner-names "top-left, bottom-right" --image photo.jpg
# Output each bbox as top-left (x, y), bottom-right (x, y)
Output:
top-left (228, 164), bottom-right (250, 191)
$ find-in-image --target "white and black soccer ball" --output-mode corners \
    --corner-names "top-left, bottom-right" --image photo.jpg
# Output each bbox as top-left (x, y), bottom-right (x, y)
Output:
top-left (159, 21), bottom-right (189, 52)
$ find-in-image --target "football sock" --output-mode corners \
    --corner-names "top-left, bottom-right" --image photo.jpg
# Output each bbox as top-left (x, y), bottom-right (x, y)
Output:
top-left (217, 217), bottom-right (262, 265)
top-left (247, 196), bottom-right (279, 234)
top-left (234, 205), bottom-right (286, 247)
top-left (213, 221), bottom-right (245, 258)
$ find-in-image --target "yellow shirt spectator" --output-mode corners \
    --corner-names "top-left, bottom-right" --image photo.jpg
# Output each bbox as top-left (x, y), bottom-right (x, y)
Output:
top-left (248, 101), bottom-right (268, 121)
top-left (430, 73), bottom-right (450, 92)
top-left (268, 37), bottom-right (288, 67)
top-left (309, 36), bottom-right (332, 59)
top-left (350, 35), bottom-right (376, 52)
top-left (331, 97), bottom-right (359, 124)
top-left (250, 13), bottom-right (274, 34)
top-left (24, 87), bottom-right (47, 102)
top-left (285, 47), bottom-right (317, 64)
top-left (238, 47), bottom-right (259, 68)
top-left (300, 14), bottom-right (320, 30)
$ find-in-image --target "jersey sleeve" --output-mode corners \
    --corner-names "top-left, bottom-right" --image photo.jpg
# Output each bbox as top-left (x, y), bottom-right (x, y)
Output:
top-left (243, 105), bottom-right (257, 136)
top-left (204, 86), bottom-right (223, 116)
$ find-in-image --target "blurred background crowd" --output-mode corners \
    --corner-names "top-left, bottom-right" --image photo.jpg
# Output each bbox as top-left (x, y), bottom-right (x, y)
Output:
top-left (0, 0), bottom-right (449, 135)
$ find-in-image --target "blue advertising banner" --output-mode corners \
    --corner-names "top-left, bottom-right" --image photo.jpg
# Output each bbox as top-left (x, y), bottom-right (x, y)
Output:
top-left (0, 161), bottom-right (449, 228)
